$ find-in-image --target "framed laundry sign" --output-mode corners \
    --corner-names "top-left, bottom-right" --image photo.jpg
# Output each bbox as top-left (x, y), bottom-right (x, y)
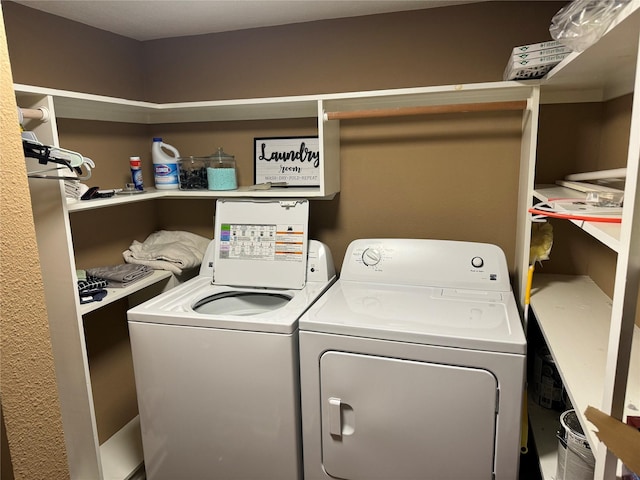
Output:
top-left (254, 136), bottom-right (320, 186)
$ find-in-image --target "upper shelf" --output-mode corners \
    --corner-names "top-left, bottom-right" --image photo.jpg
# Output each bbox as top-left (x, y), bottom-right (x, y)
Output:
top-left (320, 81), bottom-right (536, 115)
top-left (14, 81), bottom-right (539, 125)
top-left (541, 0), bottom-right (640, 103)
top-left (15, 0), bottom-right (640, 122)
top-left (14, 84), bottom-right (321, 123)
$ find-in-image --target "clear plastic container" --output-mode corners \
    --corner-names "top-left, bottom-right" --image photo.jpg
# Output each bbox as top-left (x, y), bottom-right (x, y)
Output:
top-left (585, 191), bottom-right (624, 207)
top-left (207, 147), bottom-right (237, 191)
top-left (178, 156), bottom-right (209, 190)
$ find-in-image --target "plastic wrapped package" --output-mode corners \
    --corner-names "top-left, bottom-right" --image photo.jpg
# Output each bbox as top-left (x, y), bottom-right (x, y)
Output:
top-left (550, 0), bottom-right (631, 52)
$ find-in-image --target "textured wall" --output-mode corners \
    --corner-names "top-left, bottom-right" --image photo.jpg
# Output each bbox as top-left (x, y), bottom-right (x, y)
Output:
top-left (0, 3), bottom-right (69, 479)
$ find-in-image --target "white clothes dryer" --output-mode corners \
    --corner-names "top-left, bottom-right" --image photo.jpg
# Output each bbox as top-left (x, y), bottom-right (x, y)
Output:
top-left (299, 238), bottom-right (526, 480)
top-left (127, 199), bottom-right (336, 480)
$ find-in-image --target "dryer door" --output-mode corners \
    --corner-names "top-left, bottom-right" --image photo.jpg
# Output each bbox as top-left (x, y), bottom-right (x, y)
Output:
top-left (320, 351), bottom-right (497, 479)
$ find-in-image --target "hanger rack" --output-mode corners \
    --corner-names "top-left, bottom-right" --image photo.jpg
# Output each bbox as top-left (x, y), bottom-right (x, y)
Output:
top-left (18, 106), bottom-right (50, 123)
top-left (323, 99), bottom-right (528, 121)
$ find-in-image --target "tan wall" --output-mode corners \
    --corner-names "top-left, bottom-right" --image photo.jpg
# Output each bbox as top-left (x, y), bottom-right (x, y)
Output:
top-left (3, 2), bottom-right (144, 100)
top-left (3, 1), bottom-right (566, 101)
top-left (139, 2), bottom-right (566, 103)
top-left (0, 3), bottom-right (69, 479)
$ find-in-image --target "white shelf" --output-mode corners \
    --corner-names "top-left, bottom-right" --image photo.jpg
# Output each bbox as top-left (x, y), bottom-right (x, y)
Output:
top-left (534, 184), bottom-right (592, 202)
top-left (15, 81), bottom-right (537, 124)
top-left (66, 189), bottom-right (165, 212)
top-left (79, 270), bottom-right (173, 315)
top-left (530, 274), bottom-right (640, 451)
top-left (527, 400), bottom-right (561, 480)
top-left (533, 185), bottom-right (621, 251)
top-left (14, 83), bottom-right (321, 123)
top-left (99, 416), bottom-right (144, 480)
top-left (65, 186), bottom-right (336, 212)
top-left (542, 0), bottom-right (640, 103)
top-left (159, 185), bottom-right (332, 199)
top-left (321, 80), bottom-right (536, 113)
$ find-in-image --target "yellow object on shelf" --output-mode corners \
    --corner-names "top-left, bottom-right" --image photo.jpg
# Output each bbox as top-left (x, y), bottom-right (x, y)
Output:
top-left (530, 222), bottom-right (554, 265)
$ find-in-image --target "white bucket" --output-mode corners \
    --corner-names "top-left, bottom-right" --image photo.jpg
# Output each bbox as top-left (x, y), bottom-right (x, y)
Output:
top-left (556, 410), bottom-right (595, 480)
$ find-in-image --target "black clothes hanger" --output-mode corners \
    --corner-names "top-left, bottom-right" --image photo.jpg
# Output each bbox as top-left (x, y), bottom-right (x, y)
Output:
top-left (23, 139), bottom-right (92, 180)
top-left (23, 139), bottom-right (73, 171)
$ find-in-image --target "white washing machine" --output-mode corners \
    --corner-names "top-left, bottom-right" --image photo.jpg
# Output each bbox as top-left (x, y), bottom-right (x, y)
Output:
top-left (127, 199), bottom-right (336, 480)
top-left (299, 238), bottom-right (526, 480)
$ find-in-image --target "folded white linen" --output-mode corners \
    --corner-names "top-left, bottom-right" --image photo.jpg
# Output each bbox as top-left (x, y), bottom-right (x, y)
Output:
top-left (123, 230), bottom-right (211, 275)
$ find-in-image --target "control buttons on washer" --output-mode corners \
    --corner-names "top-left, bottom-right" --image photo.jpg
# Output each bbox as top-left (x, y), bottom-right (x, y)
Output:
top-left (362, 248), bottom-right (382, 266)
top-left (471, 256), bottom-right (484, 268)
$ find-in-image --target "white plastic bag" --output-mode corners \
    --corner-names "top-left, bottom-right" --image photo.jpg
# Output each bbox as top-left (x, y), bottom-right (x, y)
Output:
top-left (549, 0), bottom-right (630, 52)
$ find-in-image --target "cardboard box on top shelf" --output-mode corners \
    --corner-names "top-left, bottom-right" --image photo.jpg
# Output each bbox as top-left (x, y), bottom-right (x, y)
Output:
top-left (503, 51), bottom-right (570, 80)
top-left (512, 46), bottom-right (571, 61)
top-left (512, 40), bottom-right (566, 53)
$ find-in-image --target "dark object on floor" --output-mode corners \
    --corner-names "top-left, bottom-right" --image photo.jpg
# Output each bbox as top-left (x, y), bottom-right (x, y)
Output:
top-left (520, 427), bottom-right (543, 480)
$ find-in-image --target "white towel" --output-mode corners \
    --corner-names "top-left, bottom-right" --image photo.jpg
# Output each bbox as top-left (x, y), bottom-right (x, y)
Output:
top-left (123, 230), bottom-right (211, 275)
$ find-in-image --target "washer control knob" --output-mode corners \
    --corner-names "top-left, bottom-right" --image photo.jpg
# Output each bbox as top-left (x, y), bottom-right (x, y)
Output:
top-left (362, 248), bottom-right (382, 266)
top-left (471, 256), bottom-right (484, 268)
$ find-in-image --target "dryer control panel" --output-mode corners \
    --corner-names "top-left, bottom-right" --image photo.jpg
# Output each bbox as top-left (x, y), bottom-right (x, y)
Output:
top-left (341, 238), bottom-right (511, 292)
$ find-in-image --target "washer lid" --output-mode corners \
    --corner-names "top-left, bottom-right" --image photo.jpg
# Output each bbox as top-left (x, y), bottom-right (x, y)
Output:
top-left (300, 281), bottom-right (526, 354)
top-left (127, 277), bottom-right (336, 334)
top-left (213, 199), bottom-right (309, 289)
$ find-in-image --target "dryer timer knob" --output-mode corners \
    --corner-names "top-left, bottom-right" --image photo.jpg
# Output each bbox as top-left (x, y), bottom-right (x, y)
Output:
top-left (362, 248), bottom-right (381, 266)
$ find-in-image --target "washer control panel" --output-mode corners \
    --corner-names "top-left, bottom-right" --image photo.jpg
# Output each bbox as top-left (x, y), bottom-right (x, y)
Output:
top-left (341, 238), bottom-right (510, 292)
top-left (306, 240), bottom-right (337, 282)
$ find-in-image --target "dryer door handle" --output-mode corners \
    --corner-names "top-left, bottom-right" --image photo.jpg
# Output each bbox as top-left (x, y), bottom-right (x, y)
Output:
top-left (328, 397), bottom-right (343, 437)
top-left (328, 397), bottom-right (355, 438)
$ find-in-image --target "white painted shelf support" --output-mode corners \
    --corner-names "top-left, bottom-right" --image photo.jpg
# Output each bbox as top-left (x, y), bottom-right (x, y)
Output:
top-left (595, 25), bottom-right (640, 480)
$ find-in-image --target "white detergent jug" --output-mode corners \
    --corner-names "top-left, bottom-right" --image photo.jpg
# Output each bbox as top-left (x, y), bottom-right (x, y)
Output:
top-left (152, 137), bottom-right (180, 190)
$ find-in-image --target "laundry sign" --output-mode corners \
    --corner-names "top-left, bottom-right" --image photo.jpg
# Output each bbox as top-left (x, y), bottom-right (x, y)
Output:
top-left (254, 136), bottom-right (320, 187)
